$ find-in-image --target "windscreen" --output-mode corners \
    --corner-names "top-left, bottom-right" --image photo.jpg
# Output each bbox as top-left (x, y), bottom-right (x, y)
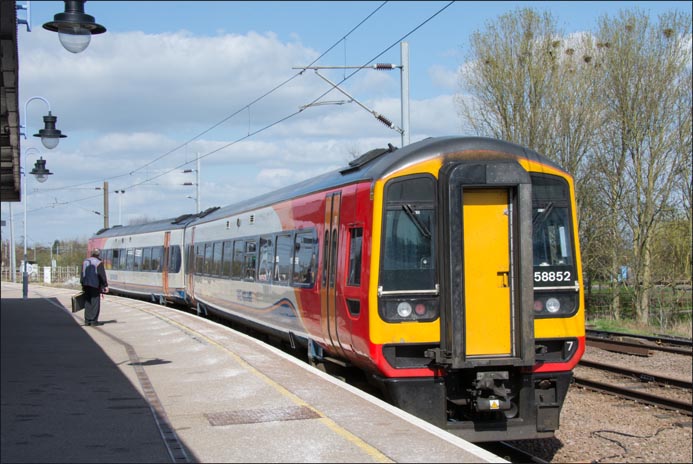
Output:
top-left (531, 174), bottom-right (576, 287)
top-left (380, 176), bottom-right (436, 291)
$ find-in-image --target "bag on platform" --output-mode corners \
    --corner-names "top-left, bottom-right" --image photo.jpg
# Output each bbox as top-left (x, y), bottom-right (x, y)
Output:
top-left (71, 292), bottom-right (86, 313)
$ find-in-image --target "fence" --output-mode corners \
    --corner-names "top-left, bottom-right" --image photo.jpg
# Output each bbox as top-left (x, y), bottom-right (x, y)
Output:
top-left (0, 266), bottom-right (81, 285)
top-left (586, 283), bottom-right (692, 330)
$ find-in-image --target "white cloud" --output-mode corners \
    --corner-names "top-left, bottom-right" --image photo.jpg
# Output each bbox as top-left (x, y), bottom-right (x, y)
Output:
top-left (428, 64), bottom-right (460, 91)
top-left (11, 25), bottom-right (463, 245)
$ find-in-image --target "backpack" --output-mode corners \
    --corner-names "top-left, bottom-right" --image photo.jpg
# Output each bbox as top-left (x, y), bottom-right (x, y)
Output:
top-left (81, 257), bottom-right (101, 288)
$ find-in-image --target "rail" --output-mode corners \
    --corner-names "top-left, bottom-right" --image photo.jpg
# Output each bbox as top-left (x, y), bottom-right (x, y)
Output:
top-left (586, 332), bottom-right (692, 357)
top-left (578, 359), bottom-right (692, 390)
top-left (572, 376), bottom-right (692, 416)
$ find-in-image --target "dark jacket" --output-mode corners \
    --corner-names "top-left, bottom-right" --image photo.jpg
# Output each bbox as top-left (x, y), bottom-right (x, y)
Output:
top-left (81, 256), bottom-right (108, 290)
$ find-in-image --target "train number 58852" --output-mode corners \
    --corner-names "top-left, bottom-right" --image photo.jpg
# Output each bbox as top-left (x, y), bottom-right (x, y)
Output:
top-left (534, 271), bottom-right (571, 282)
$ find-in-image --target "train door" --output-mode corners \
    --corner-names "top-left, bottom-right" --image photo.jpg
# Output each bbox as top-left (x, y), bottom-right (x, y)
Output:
top-left (463, 188), bottom-right (512, 356)
top-left (162, 231), bottom-right (170, 297)
top-left (320, 192), bottom-right (346, 356)
top-left (437, 161), bottom-right (534, 369)
top-left (188, 227), bottom-right (196, 304)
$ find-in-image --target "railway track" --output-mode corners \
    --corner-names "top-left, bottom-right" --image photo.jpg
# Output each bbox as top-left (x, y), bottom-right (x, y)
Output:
top-left (579, 359), bottom-right (692, 389)
top-left (586, 328), bottom-right (693, 347)
top-left (572, 375), bottom-right (692, 416)
top-left (575, 356), bottom-right (692, 416)
top-left (586, 329), bottom-right (693, 357)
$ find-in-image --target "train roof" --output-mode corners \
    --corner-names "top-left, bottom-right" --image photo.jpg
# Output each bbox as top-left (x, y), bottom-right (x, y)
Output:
top-left (91, 136), bottom-right (565, 238)
top-left (92, 211), bottom-right (205, 238)
top-left (193, 136), bottom-right (564, 224)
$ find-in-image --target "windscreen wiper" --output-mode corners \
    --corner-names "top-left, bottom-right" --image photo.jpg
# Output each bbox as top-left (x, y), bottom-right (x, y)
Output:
top-left (533, 202), bottom-right (554, 226)
top-left (402, 204), bottom-right (431, 239)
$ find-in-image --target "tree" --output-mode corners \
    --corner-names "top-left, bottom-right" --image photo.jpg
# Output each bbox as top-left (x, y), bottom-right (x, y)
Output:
top-left (594, 9), bottom-right (692, 324)
top-left (457, 8), bottom-right (562, 156)
top-left (457, 7), bottom-right (691, 326)
top-left (457, 7), bottom-right (605, 309)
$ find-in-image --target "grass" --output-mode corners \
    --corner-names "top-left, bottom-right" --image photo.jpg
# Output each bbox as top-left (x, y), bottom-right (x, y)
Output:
top-left (587, 317), bottom-right (692, 339)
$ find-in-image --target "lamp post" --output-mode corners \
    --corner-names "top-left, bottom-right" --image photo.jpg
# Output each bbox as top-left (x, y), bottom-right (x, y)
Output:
top-left (9, 203), bottom-right (16, 282)
top-left (114, 190), bottom-right (125, 225)
top-left (42, 1), bottom-right (106, 54)
top-left (22, 149), bottom-right (53, 299)
top-left (21, 96), bottom-right (66, 149)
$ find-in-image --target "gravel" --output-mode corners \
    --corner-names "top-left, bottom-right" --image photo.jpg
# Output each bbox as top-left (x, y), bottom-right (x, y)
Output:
top-left (509, 345), bottom-right (693, 463)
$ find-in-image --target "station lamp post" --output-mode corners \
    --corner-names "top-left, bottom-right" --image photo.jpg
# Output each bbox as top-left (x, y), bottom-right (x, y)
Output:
top-left (21, 96), bottom-right (66, 149)
top-left (22, 149), bottom-right (53, 299)
top-left (20, 96), bottom-right (65, 299)
top-left (42, 0), bottom-right (106, 54)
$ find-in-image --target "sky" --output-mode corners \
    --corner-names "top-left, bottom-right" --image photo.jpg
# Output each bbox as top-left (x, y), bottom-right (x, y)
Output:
top-left (1, 0), bottom-right (690, 250)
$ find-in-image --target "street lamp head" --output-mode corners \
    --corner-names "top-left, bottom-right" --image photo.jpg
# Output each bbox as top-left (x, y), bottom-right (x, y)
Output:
top-left (30, 158), bottom-right (53, 183)
top-left (42, 1), bottom-right (106, 54)
top-left (33, 112), bottom-right (66, 149)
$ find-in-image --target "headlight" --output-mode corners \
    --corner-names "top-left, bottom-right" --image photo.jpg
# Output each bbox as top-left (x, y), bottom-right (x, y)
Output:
top-left (397, 302), bottom-right (413, 318)
top-left (533, 293), bottom-right (578, 317)
top-left (545, 298), bottom-right (561, 313)
top-left (380, 298), bottom-right (439, 322)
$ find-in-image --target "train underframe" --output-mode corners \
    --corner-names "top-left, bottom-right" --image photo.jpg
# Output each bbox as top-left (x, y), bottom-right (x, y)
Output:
top-left (375, 368), bottom-right (572, 442)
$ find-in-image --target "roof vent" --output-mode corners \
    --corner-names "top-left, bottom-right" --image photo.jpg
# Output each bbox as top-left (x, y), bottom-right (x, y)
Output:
top-left (197, 206), bottom-right (220, 218)
top-left (340, 143), bottom-right (397, 174)
top-left (172, 213), bottom-right (194, 225)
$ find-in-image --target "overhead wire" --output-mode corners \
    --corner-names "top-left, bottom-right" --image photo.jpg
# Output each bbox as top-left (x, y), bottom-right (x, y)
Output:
top-left (17, 1), bottom-right (391, 216)
top-left (25, 1), bottom-right (456, 217)
top-left (49, 1), bottom-right (390, 192)
top-left (123, 1), bottom-right (456, 190)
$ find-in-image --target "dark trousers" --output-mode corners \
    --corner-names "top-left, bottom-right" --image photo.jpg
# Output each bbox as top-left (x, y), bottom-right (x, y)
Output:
top-left (83, 286), bottom-right (101, 324)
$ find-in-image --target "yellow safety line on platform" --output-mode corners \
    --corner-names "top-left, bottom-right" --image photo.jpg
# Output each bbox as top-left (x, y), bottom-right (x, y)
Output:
top-left (121, 300), bottom-right (394, 464)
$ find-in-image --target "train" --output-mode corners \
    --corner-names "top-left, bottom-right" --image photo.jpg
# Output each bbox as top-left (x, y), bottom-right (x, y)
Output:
top-left (88, 136), bottom-right (585, 442)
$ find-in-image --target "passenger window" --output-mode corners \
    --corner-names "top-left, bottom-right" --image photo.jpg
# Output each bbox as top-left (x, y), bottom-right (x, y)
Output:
top-left (168, 246), bottom-right (181, 273)
top-left (112, 248), bottom-right (120, 270)
top-left (151, 246), bottom-right (162, 272)
top-left (258, 237), bottom-right (273, 282)
top-left (293, 231), bottom-right (317, 287)
top-left (222, 241), bottom-right (233, 277)
top-left (195, 244), bottom-right (204, 275)
top-left (126, 248), bottom-right (134, 271)
top-left (348, 228), bottom-right (363, 286)
top-left (244, 240), bottom-right (257, 280)
top-left (274, 234), bottom-right (292, 285)
top-left (142, 247), bottom-right (152, 271)
top-left (212, 241), bottom-right (223, 276)
top-left (134, 248), bottom-right (143, 272)
top-left (122, 248), bottom-right (129, 270)
top-left (204, 243), bottom-right (213, 275)
top-left (232, 240), bottom-right (244, 279)
top-left (103, 249), bottom-right (112, 270)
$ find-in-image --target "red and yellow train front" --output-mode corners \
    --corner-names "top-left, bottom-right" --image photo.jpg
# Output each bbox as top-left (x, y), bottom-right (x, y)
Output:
top-left (360, 153), bottom-right (584, 442)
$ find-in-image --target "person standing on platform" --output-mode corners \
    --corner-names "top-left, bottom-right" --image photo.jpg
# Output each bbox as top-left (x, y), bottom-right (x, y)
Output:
top-left (81, 248), bottom-right (109, 326)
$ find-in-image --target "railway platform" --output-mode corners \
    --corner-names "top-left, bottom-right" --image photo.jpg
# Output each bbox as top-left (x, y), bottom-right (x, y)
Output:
top-left (1, 282), bottom-right (505, 463)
